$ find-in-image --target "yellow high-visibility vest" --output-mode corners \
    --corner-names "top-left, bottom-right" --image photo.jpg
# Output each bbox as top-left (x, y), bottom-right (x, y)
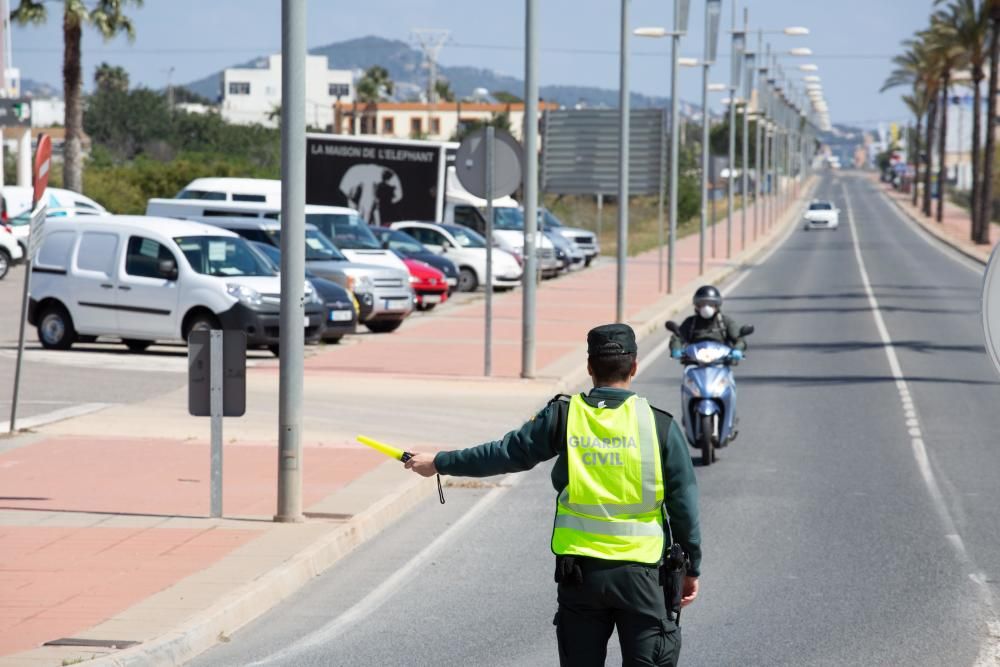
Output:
top-left (551, 394), bottom-right (664, 564)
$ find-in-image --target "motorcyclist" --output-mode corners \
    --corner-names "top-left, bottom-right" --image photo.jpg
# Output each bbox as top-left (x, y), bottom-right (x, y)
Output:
top-left (669, 285), bottom-right (748, 361)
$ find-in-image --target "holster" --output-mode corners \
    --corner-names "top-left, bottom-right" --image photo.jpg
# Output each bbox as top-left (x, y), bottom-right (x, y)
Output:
top-left (659, 543), bottom-right (688, 623)
top-left (554, 555), bottom-right (584, 585)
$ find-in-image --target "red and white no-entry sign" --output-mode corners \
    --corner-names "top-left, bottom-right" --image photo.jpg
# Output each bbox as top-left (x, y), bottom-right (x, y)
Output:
top-left (32, 133), bottom-right (52, 207)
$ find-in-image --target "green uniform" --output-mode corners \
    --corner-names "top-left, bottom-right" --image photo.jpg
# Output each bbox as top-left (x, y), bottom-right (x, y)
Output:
top-left (669, 312), bottom-right (747, 353)
top-left (434, 386), bottom-right (701, 667)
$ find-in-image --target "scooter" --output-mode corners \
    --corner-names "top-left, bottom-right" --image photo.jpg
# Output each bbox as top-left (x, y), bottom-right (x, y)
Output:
top-left (665, 321), bottom-right (754, 467)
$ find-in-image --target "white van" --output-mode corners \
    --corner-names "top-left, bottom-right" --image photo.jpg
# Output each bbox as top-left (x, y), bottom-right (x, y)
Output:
top-left (29, 216), bottom-right (322, 354)
top-left (145, 198), bottom-right (410, 274)
top-left (175, 177), bottom-right (281, 207)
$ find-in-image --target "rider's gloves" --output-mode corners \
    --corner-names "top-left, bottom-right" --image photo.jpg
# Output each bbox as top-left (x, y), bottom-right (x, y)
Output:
top-left (730, 349), bottom-right (744, 361)
top-left (671, 349), bottom-right (683, 359)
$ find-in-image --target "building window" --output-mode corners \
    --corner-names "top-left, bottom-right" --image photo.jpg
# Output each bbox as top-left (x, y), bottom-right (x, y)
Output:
top-left (329, 83), bottom-right (350, 98)
top-left (382, 117), bottom-right (395, 134)
top-left (410, 117), bottom-right (423, 136)
top-left (228, 81), bottom-right (251, 95)
top-left (431, 118), bottom-right (441, 135)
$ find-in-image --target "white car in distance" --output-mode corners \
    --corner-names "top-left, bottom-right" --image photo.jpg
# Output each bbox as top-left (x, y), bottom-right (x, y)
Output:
top-left (803, 200), bottom-right (840, 230)
top-left (390, 221), bottom-right (523, 293)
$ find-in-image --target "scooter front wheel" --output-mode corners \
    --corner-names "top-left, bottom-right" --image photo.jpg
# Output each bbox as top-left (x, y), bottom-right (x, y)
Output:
top-left (699, 414), bottom-right (714, 467)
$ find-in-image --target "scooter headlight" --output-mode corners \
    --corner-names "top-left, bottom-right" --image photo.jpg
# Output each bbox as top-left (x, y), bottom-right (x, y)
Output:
top-left (684, 376), bottom-right (701, 397)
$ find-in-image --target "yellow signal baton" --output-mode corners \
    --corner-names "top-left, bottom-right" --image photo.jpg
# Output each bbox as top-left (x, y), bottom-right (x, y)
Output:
top-left (356, 435), bottom-right (413, 462)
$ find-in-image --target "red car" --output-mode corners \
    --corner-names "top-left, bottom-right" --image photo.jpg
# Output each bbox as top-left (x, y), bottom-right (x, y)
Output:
top-left (403, 257), bottom-right (449, 311)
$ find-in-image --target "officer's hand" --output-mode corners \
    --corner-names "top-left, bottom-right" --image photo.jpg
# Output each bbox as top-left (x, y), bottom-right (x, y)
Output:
top-left (681, 576), bottom-right (699, 607)
top-left (404, 452), bottom-right (438, 477)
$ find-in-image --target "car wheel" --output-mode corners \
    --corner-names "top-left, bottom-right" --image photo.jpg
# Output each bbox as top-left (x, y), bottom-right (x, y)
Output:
top-left (37, 304), bottom-right (76, 350)
top-left (416, 303), bottom-right (436, 312)
top-left (584, 256), bottom-right (594, 268)
top-left (365, 319), bottom-right (404, 334)
top-left (457, 267), bottom-right (478, 293)
top-left (0, 249), bottom-right (10, 280)
top-left (324, 335), bottom-right (343, 344)
top-left (184, 312), bottom-right (221, 341)
top-left (123, 339), bottom-right (152, 353)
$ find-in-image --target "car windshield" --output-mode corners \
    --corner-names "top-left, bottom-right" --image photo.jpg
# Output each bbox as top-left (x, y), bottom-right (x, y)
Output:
top-left (538, 208), bottom-right (563, 229)
top-left (266, 228), bottom-right (347, 261)
top-left (307, 213), bottom-right (381, 249)
top-left (492, 207), bottom-right (525, 231)
top-left (373, 228), bottom-right (425, 254)
top-left (444, 225), bottom-right (487, 248)
top-left (249, 242), bottom-right (280, 271)
top-left (174, 235), bottom-right (276, 277)
top-left (809, 202), bottom-right (833, 211)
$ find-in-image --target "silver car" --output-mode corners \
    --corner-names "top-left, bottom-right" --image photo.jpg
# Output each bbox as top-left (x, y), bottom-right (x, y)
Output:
top-left (538, 207), bottom-right (600, 267)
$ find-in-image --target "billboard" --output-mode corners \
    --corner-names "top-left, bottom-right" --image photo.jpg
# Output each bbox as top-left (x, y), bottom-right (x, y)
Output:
top-left (306, 134), bottom-right (448, 225)
top-left (540, 109), bottom-right (666, 196)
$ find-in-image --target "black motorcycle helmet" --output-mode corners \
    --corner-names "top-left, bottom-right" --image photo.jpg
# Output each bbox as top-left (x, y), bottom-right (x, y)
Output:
top-left (693, 285), bottom-right (722, 308)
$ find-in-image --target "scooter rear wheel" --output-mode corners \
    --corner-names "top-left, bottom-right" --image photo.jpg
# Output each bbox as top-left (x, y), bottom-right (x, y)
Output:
top-left (699, 414), bottom-right (714, 467)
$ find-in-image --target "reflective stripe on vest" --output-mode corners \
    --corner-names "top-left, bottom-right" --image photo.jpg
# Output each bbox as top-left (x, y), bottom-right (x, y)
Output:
top-left (551, 394), bottom-right (664, 564)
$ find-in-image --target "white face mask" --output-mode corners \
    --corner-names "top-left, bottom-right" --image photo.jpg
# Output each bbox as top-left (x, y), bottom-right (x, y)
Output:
top-left (697, 305), bottom-right (717, 319)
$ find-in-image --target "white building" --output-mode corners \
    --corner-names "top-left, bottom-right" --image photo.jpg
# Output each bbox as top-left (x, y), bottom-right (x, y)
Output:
top-left (29, 97), bottom-right (64, 127)
top-left (221, 54), bottom-right (354, 130)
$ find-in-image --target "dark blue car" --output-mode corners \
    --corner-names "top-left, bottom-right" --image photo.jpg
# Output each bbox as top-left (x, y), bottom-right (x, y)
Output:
top-left (370, 227), bottom-right (460, 294)
top-left (250, 241), bottom-right (358, 343)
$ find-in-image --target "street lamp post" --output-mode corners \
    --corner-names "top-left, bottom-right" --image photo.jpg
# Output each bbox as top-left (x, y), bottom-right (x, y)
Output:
top-left (668, 0), bottom-right (691, 293)
top-left (617, 0), bottom-right (629, 322)
top-left (523, 0), bottom-right (539, 374)
top-left (726, 4), bottom-right (746, 260)
top-left (740, 9), bottom-right (752, 252)
top-left (699, 0), bottom-right (722, 276)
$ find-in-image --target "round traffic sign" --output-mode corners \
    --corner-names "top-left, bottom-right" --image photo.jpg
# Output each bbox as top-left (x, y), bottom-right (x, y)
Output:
top-left (984, 244), bottom-right (1000, 376)
top-left (32, 133), bottom-right (52, 207)
top-left (455, 128), bottom-right (523, 199)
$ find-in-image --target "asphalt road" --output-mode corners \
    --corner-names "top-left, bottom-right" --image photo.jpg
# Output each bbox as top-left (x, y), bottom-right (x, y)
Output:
top-left (191, 172), bottom-right (999, 666)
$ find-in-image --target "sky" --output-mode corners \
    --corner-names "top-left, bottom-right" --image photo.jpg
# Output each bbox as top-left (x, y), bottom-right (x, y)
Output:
top-left (11, 0), bottom-right (938, 128)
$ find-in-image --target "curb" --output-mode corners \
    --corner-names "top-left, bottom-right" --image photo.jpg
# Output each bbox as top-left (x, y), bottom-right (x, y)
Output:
top-left (89, 472), bottom-right (437, 667)
top-left (77, 180), bottom-right (816, 667)
top-left (551, 177), bottom-right (818, 395)
top-left (875, 181), bottom-right (991, 266)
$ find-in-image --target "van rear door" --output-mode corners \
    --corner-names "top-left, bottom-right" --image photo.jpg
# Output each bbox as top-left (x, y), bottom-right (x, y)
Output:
top-left (71, 230), bottom-right (122, 334)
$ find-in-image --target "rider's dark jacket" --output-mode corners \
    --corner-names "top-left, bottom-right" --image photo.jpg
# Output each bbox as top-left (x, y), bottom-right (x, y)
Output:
top-left (669, 312), bottom-right (747, 353)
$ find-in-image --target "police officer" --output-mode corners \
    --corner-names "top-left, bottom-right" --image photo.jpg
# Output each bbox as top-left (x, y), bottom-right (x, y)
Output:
top-left (405, 323), bottom-right (701, 666)
top-left (669, 285), bottom-right (747, 361)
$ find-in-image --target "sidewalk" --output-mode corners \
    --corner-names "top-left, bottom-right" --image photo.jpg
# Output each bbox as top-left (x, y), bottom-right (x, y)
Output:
top-left (876, 176), bottom-right (995, 264)
top-left (0, 180), bottom-right (815, 666)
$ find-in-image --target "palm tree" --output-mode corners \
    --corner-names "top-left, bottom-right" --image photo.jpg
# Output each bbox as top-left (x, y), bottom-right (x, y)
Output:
top-left (94, 61), bottom-right (129, 93)
top-left (923, 19), bottom-right (965, 223)
top-left (356, 66), bottom-right (394, 103)
top-left (12, 0), bottom-right (142, 193)
top-left (902, 91), bottom-right (928, 207)
top-left (935, 0), bottom-right (990, 239)
top-left (982, 0), bottom-right (1000, 241)
top-left (882, 38), bottom-right (939, 216)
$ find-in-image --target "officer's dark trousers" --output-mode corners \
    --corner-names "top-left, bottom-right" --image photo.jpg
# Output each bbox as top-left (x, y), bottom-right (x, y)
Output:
top-left (554, 559), bottom-right (681, 666)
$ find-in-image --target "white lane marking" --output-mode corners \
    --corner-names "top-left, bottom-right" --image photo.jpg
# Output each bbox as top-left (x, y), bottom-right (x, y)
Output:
top-left (639, 196), bottom-right (805, 375)
top-left (844, 184), bottom-right (968, 557)
top-left (871, 183), bottom-right (984, 275)
top-left (247, 474), bottom-right (525, 666)
top-left (0, 402), bottom-right (113, 433)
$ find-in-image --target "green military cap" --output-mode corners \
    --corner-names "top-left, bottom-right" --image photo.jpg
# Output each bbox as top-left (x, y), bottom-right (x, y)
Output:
top-left (587, 323), bottom-right (638, 357)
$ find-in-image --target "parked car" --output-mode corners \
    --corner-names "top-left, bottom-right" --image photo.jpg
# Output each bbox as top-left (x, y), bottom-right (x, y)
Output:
top-left (199, 217), bottom-right (413, 333)
top-left (802, 200), bottom-right (840, 230)
top-left (400, 257), bottom-right (449, 311)
top-left (145, 198), bottom-right (410, 274)
top-left (3, 186), bottom-right (109, 254)
top-left (544, 228), bottom-right (585, 271)
top-left (29, 215), bottom-right (323, 355)
top-left (0, 221), bottom-right (24, 279)
top-left (250, 241), bottom-right (357, 343)
top-left (389, 221), bottom-right (522, 293)
top-left (370, 226), bottom-right (459, 292)
top-left (537, 207), bottom-right (600, 267)
top-left (175, 177), bottom-right (280, 206)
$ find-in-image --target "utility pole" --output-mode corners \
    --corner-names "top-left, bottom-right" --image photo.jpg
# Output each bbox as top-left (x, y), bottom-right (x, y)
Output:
top-left (522, 0), bottom-right (539, 376)
top-left (616, 0), bottom-right (630, 321)
top-left (726, 2), bottom-right (745, 260)
top-left (275, 0), bottom-right (306, 523)
top-left (412, 29), bottom-right (450, 136)
top-left (740, 9), bottom-right (750, 252)
top-left (699, 0), bottom-right (722, 276)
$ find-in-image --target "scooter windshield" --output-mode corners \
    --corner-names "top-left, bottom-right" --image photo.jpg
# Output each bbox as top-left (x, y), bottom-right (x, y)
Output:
top-left (683, 340), bottom-right (732, 365)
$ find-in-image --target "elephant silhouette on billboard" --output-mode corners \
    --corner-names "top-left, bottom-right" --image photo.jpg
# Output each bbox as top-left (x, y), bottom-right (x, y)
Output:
top-left (339, 165), bottom-right (403, 225)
